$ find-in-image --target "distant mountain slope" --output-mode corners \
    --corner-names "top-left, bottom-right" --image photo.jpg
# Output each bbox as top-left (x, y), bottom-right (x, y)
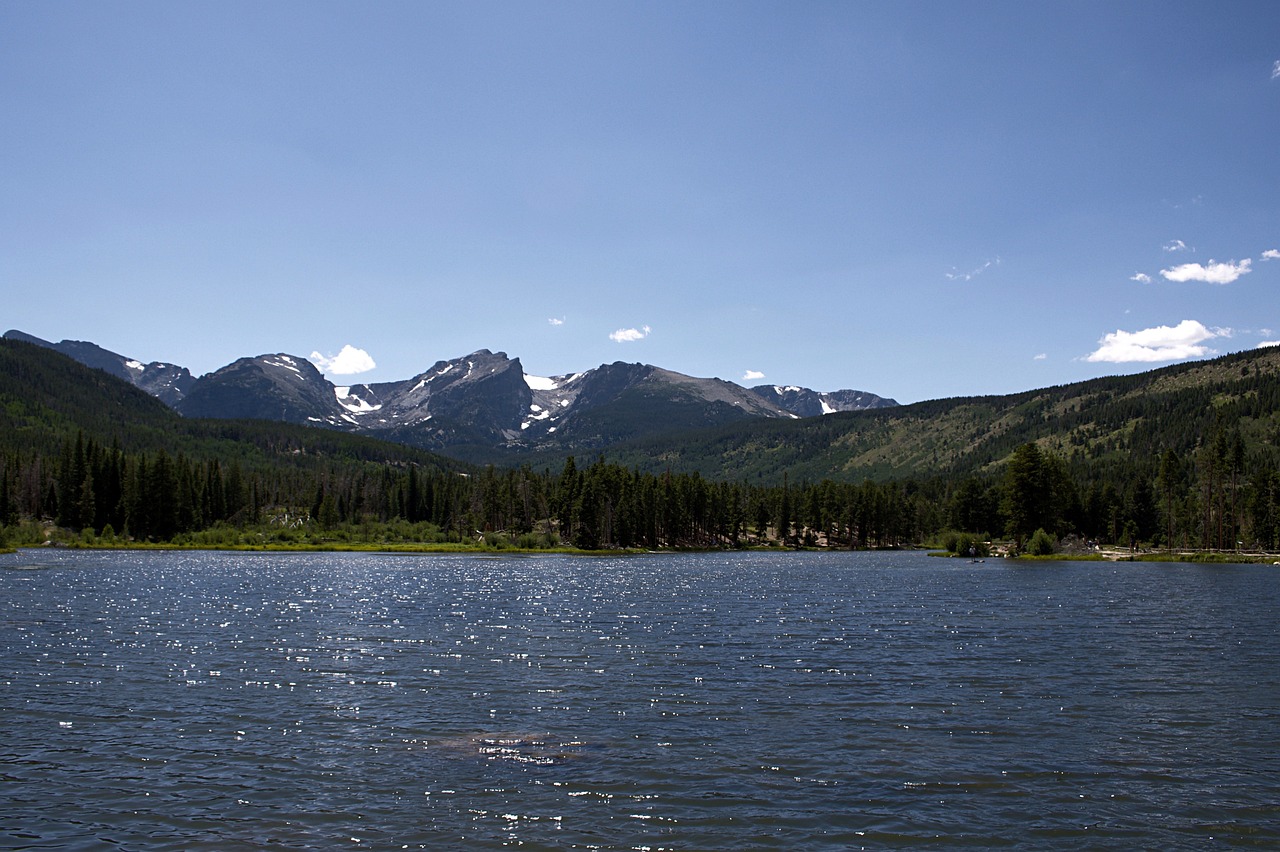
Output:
top-left (592, 346), bottom-right (1280, 484)
top-left (523, 363), bottom-right (794, 450)
top-left (0, 338), bottom-right (460, 473)
top-left (4, 330), bottom-right (195, 405)
top-left (176, 354), bottom-right (345, 425)
top-left (345, 349), bottom-right (535, 447)
top-left (0, 337), bottom-right (180, 455)
top-left (750, 384), bottom-right (895, 416)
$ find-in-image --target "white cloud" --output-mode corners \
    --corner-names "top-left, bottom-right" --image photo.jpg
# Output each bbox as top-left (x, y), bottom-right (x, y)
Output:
top-left (1163, 239), bottom-right (1190, 253)
top-left (945, 256), bottom-right (1000, 282)
top-left (548, 317), bottom-right (565, 326)
top-left (1086, 319), bottom-right (1220, 363)
top-left (1259, 340), bottom-right (1280, 349)
top-left (1130, 272), bottom-right (1153, 284)
top-left (1159, 258), bottom-right (1252, 284)
top-left (1033, 353), bottom-right (1047, 361)
top-left (1272, 60), bottom-right (1280, 81)
top-left (310, 345), bottom-right (376, 375)
top-left (1262, 249), bottom-right (1280, 261)
top-left (609, 325), bottom-right (651, 343)
top-left (743, 370), bottom-right (766, 380)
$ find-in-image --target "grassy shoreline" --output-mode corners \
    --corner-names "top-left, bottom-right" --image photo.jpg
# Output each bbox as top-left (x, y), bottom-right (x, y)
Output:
top-left (6, 539), bottom-right (1278, 563)
top-left (931, 549), bottom-right (1280, 565)
top-left (3, 540), bottom-right (643, 557)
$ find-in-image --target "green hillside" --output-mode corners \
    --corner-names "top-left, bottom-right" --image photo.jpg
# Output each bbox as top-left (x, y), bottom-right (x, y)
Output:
top-left (0, 337), bottom-right (179, 455)
top-left (592, 346), bottom-right (1280, 484)
top-left (0, 338), bottom-right (475, 546)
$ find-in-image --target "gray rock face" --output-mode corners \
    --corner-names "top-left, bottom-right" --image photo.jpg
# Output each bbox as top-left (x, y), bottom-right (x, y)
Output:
top-left (342, 350), bottom-right (534, 447)
top-left (175, 354), bottom-right (340, 424)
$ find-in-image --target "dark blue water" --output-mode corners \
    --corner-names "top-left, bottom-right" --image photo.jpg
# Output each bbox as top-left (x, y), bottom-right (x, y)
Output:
top-left (2, 549), bottom-right (1278, 849)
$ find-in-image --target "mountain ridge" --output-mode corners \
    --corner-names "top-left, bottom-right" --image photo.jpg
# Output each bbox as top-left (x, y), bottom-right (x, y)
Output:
top-left (5, 330), bottom-right (195, 406)
top-left (4, 332), bottom-right (1279, 492)
top-left (4, 330), bottom-right (896, 459)
top-left (588, 343), bottom-right (1280, 484)
top-left (0, 336), bottom-right (463, 472)
top-left (11, 329), bottom-right (1278, 484)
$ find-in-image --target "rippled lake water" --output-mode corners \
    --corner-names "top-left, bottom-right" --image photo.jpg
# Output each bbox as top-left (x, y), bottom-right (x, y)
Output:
top-left (2, 549), bottom-right (1278, 849)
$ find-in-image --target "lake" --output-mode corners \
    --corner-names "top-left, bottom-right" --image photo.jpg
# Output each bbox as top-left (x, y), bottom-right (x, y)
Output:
top-left (2, 549), bottom-right (1277, 849)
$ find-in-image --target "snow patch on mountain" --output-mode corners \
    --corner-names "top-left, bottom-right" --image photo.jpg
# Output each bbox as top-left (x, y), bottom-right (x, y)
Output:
top-left (264, 356), bottom-right (303, 377)
top-left (334, 386), bottom-right (382, 414)
top-left (525, 374), bottom-right (559, 390)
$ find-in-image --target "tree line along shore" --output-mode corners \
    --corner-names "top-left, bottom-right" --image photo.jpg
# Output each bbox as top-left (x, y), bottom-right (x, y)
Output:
top-left (2, 429), bottom-right (1278, 562)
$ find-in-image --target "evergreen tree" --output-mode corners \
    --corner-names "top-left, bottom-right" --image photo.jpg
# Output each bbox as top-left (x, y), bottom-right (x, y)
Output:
top-left (146, 451), bottom-right (179, 541)
top-left (77, 469), bottom-right (95, 533)
top-left (1157, 449), bottom-right (1183, 550)
top-left (776, 477), bottom-right (791, 545)
top-left (950, 477), bottom-right (997, 534)
top-left (56, 433), bottom-right (87, 529)
top-left (1000, 443), bottom-right (1065, 546)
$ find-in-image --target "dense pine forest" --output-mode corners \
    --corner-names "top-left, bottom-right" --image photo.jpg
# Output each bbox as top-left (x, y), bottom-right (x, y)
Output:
top-left (2, 337), bottom-right (1279, 555)
top-left (2, 426), bottom-right (1278, 555)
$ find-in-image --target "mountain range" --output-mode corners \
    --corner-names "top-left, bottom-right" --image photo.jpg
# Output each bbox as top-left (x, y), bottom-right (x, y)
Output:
top-left (5, 330), bottom-right (1279, 498)
top-left (3, 330), bottom-right (895, 461)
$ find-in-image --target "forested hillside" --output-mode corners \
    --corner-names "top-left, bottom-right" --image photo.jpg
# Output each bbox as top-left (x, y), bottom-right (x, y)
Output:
top-left (2, 338), bottom-right (1278, 555)
top-left (592, 346), bottom-right (1280, 485)
top-left (0, 338), bottom-right (466, 542)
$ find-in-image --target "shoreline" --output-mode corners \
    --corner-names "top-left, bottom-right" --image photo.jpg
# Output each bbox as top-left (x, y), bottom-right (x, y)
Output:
top-left (5, 541), bottom-right (1279, 564)
top-left (933, 549), bottom-right (1280, 565)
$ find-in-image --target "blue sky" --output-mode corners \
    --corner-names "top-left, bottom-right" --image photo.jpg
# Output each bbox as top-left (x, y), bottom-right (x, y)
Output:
top-left (2, 1), bottom-right (1278, 403)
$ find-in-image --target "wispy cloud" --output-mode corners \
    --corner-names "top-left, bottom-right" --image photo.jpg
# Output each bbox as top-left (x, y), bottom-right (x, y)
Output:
top-left (945, 256), bottom-right (1000, 282)
top-left (743, 370), bottom-right (765, 381)
top-left (1130, 272), bottom-right (1153, 284)
top-left (310, 345), bottom-right (376, 375)
top-left (1086, 320), bottom-right (1222, 363)
top-left (548, 317), bottom-right (565, 326)
top-left (1272, 60), bottom-right (1280, 81)
top-left (1163, 239), bottom-right (1191, 253)
top-left (609, 325), bottom-right (651, 343)
top-left (1160, 259), bottom-right (1252, 284)
top-left (1033, 353), bottom-right (1047, 361)
top-left (1262, 249), bottom-right (1280, 261)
